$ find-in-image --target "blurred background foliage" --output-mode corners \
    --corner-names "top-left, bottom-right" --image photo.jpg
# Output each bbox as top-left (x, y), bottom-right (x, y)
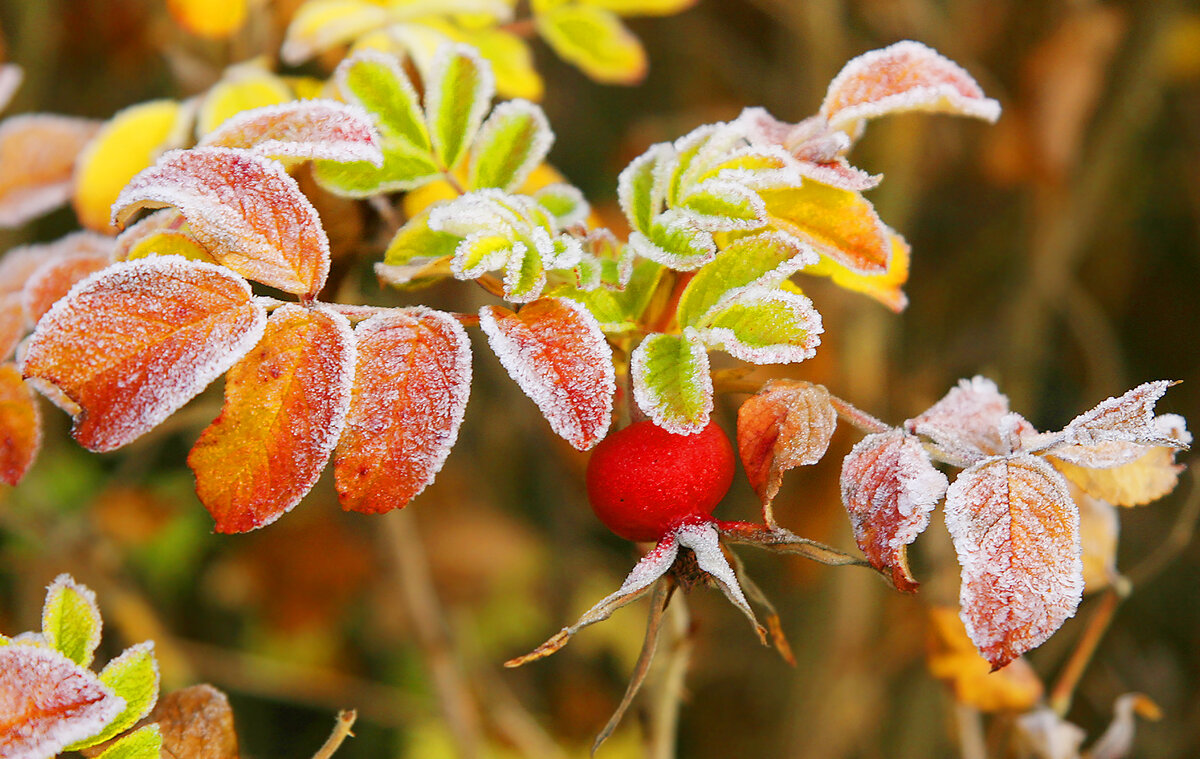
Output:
top-left (1, 0), bottom-right (1199, 757)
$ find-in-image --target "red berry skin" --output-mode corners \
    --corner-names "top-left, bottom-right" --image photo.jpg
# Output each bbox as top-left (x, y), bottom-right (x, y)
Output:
top-left (586, 420), bottom-right (735, 542)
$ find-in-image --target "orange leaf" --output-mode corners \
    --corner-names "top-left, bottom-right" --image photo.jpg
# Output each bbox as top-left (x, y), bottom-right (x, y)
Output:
top-left (0, 114), bottom-right (100, 227)
top-left (927, 606), bottom-right (1044, 713)
top-left (841, 429), bottom-right (947, 592)
top-left (0, 645), bottom-right (124, 759)
top-left (0, 294), bottom-right (23, 360)
top-left (190, 304), bottom-right (354, 533)
top-left (479, 297), bottom-right (614, 450)
top-left (335, 309), bottom-right (471, 515)
top-left (761, 182), bottom-right (891, 276)
top-left (21, 257), bottom-right (267, 452)
top-left (198, 100), bottom-right (382, 166)
top-left (736, 379), bottom-right (837, 524)
top-left (144, 685), bottom-right (238, 759)
top-left (113, 147), bottom-right (332, 297)
top-left (945, 454), bottom-right (1081, 669)
top-left (820, 40), bottom-right (1000, 131)
top-left (22, 250), bottom-right (112, 324)
top-left (0, 362), bottom-right (39, 485)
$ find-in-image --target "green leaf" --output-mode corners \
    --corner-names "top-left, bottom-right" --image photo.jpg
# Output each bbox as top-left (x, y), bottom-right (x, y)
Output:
top-left (312, 145), bottom-right (441, 197)
top-left (629, 209), bottom-right (716, 270)
top-left (554, 258), bottom-right (663, 332)
top-left (676, 232), bottom-right (815, 327)
top-left (337, 50), bottom-right (430, 154)
top-left (93, 725), bottom-right (163, 759)
top-left (679, 179), bottom-right (768, 230)
top-left (502, 241), bottom-right (547, 302)
top-left (696, 286), bottom-right (823, 364)
top-left (426, 44), bottom-right (494, 171)
top-left (468, 100), bottom-right (553, 191)
top-left (632, 330), bottom-right (712, 434)
top-left (41, 574), bottom-right (102, 668)
top-left (453, 233), bottom-right (517, 279)
top-left (617, 143), bottom-right (670, 235)
top-left (68, 641), bottom-right (160, 750)
top-left (384, 209), bottom-right (461, 266)
top-left (536, 6), bottom-right (647, 84)
top-left (535, 183), bottom-right (589, 227)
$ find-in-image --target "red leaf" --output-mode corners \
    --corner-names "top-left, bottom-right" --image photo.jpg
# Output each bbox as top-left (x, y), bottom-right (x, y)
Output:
top-left (906, 376), bottom-right (1035, 463)
top-left (21, 257), bottom-right (267, 452)
top-left (736, 379), bottom-right (837, 523)
top-left (479, 297), bottom-right (614, 450)
top-left (190, 304), bottom-right (354, 533)
top-left (335, 308), bottom-right (471, 515)
top-left (198, 100), bottom-right (383, 165)
top-left (0, 645), bottom-right (124, 759)
top-left (112, 147), bottom-right (331, 296)
top-left (0, 362), bottom-right (40, 485)
top-left (0, 114), bottom-right (101, 227)
top-left (820, 40), bottom-right (1000, 131)
top-left (840, 430), bottom-right (947, 592)
top-left (945, 453), bottom-right (1082, 669)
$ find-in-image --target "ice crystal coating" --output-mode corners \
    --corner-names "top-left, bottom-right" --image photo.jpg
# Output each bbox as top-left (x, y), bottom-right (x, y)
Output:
top-left (67, 641), bottom-right (160, 751)
top-left (1059, 380), bottom-right (1180, 448)
top-left (0, 114), bottom-right (102, 228)
top-left (674, 520), bottom-right (756, 624)
top-left (840, 429), bottom-right (948, 592)
top-left (945, 454), bottom-right (1082, 669)
top-left (694, 286), bottom-right (823, 365)
top-left (22, 250), bottom-right (113, 326)
top-left (479, 297), bottom-right (614, 450)
top-left (631, 330), bottom-right (713, 435)
top-left (335, 308), bottom-right (472, 514)
top-left (21, 257), bottom-right (268, 452)
top-left (198, 100), bottom-right (384, 166)
top-left (189, 304), bottom-right (355, 533)
top-left (906, 376), bottom-right (1034, 463)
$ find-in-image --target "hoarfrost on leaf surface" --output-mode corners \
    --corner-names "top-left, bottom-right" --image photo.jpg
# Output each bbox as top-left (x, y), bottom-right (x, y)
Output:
top-left (198, 99), bottom-right (385, 166)
top-left (906, 376), bottom-right (1034, 463)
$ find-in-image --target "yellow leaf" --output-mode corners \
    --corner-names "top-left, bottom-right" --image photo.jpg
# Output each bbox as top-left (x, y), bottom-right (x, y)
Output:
top-left (401, 161), bottom-right (567, 219)
top-left (585, 0), bottom-right (698, 16)
top-left (927, 606), bottom-right (1044, 712)
top-left (762, 181), bottom-right (891, 274)
top-left (282, 0), bottom-right (392, 65)
top-left (1051, 447), bottom-right (1186, 507)
top-left (196, 64), bottom-right (293, 137)
top-left (535, 6), bottom-right (647, 85)
top-left (462, 27), bottom-right (543, 100)
top-left (167, 0), bottom-right (248, 40)
top-left (72, 100), bottom-right (189, 233)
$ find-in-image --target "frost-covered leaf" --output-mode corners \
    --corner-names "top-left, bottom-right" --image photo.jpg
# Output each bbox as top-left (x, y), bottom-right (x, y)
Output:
top-left (0, 296), bottom-right (23, 360)
top-left (41, 574), bottom-right (103, 668)
top-left (694, 286), bottom-right (823, 364)
top-left (841, 429), bottom-right (948, 592)
top-left (195, 64), bottom-right (293, 139)
top-left (0, 645), bottom-right (124, 759)
top-left (0, 114), bottom-right (100, 228)
top-left (820, 40), bottom-right (1001, 132)
top-left (141, 684), bottom-right (237, 759)
top-left (1051, 439), bottom-right (1188, 509)
top-left (736, 380), bottom-right (836, 523)
top-left (631, 330), bottom-right (712, 435)
top-left (805, 227), bottom-right (911, 312)
top-left (629, 209), bottom-right (717, 270)
top-left (536, 5), bottom-right (647, 84)
top-left (678, 179), bottom-right (767, 231)
top-left (479, 297), bottom-right (614, 450)
top-left (0, 363), bottom-right (39, 485)
top-left (69, 642), bottom-right (159, 750)
top-left (0, 64), bottom-right (21, 112)
top-left (618, 143), bottom-right (670, 235)
top-left (113, 209), bottom-right (214, 264)
top-left (189, 305), bottom-right (354, 533)
top-left (167, 0), bottom-right (246, 39)
top-left (534, 183), bottom-right (589, 227)
top-left (73, 100), bottom-right (189, 233)
top-left (676, 232), bottom-right (816, 328)
top-left (383, 209), bottom-right (460, 270)
top-left (335, 309), bottom-right (471, 514)
top-left (906, 376), bottom-right (1035, 464)
top-left (93, 724), bottom-right (162, 759)
top-left (675, 520), bottom-right (766, 641)
top-left (469, 100), bottom-right (553, 192)
top-left (22, 251), bottom-right (112, 325)
top-left (1059, 381), bottom-right (1182, 448)
top-left (22, 258), bottom-right (268, 452)
top-left (281, 0), bottom-right (392, 65)
top-left (945, 454), bottom-right (1082, 669)
top-left (113, 147), bottom-right (331, 296)
top-left (733, 107), bottom-right (881, 191)
top-left (426, 44), bottom-right (494, 171)
top-left (199, 100), bottom-right (383, 166)
top-left (761, 181), bottom-right (891, 276)
top-left (926, 605), bottom-right (1044, 713)
top-left (1074, 485), bottom-right (1119, 593)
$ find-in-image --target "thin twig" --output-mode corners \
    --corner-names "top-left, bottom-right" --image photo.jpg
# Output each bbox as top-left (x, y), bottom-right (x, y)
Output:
top-left (827, 395), bottom-right (891, 434)
top-left (648, 592), bottom-right (692, 759)
top-left (311, 710), bottom-right (358, 759)
top-left (1049, 589), bottom-right (1122, 716)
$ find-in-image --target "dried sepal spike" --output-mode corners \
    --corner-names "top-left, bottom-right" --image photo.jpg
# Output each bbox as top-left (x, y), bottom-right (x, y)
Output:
top-left (945, 453), bottom-right (1082, 669)
top-left (21, 257), bottom-right (268, 452)
top-left (479, 297), bottom-right (614, 451)
top-left (198, 100), bottom-right (384, 166)
top-left (736, 379), bottom-right (838, 524)
top-left (334, 308), bottom-right (472, 514)
top-left (676, 520), bottom-right (767, 643)
top-left (189, 305), bottom-right (355, 533)
top-left (0, 114), bottom-right (102, 228)
top-left (0, 645), bottom-right (125, 759)
top-left (840, 429), bottom-right (948, 592)
top-left (0, 362), bottom-right (39, 485)
top-left (112, 147), bottom-right (332, 297)
top-left (820, 40), bottom-right (1001, 133)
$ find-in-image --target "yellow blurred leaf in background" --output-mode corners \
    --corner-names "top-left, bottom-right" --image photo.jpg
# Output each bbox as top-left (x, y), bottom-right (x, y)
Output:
top-left (927, 606), bottom-right (1043, 713)
top-left (196, 64), bottom-right (293, 137)
top-left (167, 0), bottom-right (249, 40)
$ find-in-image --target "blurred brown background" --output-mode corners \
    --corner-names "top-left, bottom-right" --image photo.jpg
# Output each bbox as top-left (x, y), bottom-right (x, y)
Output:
top-left (1, 0), bottom-right (1198, 757)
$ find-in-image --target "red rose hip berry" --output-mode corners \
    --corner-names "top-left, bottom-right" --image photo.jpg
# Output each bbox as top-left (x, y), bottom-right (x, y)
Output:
top-left (586, 419), bottom-right (735, 542)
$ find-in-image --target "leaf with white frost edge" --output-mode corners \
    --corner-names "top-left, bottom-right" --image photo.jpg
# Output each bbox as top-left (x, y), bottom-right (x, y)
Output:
top-left (468, 99), bottom-right (554, 191)
top-left (198, 100), bottom-right (384, 166)
top-left (632, 330), bottom-right (712, 435)
top-left (41, 574), bottom-right (103, 668)
top-left (425, 44), bottom-right (495, 171)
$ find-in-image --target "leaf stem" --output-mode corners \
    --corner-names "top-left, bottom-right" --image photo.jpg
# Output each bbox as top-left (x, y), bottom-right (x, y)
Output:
top-left (827, 394), bottom-right (890, 434)
top-left (1049, 588), bottom-right (1122, 716)
top-left (648, 591), bottom-right (691, 759)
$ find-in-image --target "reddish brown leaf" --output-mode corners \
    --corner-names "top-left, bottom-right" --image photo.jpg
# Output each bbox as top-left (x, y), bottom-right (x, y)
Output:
top-left (0, 645), bottom-right (124, 759)
top-left (335, 308), bottom-right (471, 515)
top-left (820, 40), bottom-right (1001, 131)
top-left (736, 379), bottom-right (837, 524)
top-left (841, 429), bottom-right (947, 592)
top-left (906, 376), bottom-right (1035, 463)
top-left (478, 297), bottom-right (614, 451)
top-left (198, 100), bottom-right (382, 165)
top-left (945, 454), bottom-right (1082, 669)
top-left (23, 251), bottom-right (112, 324)
top-left (0, 114), bottom-right (101, 227)
top-left (112, 147), bottom-right (331, 297)
top-left (83, 684), bottom-right (239, 759)
top-left (189, 304), bottom-right (354, 533)
top-left (21, 257), bottom-right (267, 452)
top-left (0, 362), bottom-right (39, 485)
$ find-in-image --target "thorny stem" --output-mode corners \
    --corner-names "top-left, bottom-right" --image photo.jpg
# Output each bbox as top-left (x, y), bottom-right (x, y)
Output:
top-left (648, 593), bottom-right (692, 759)
top-left (384, 510), bottom-right (484, 759)
top-left (311, 710), bottom-right (358, 759)
top-left (1049, 588), bottom-right (1122, 716)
